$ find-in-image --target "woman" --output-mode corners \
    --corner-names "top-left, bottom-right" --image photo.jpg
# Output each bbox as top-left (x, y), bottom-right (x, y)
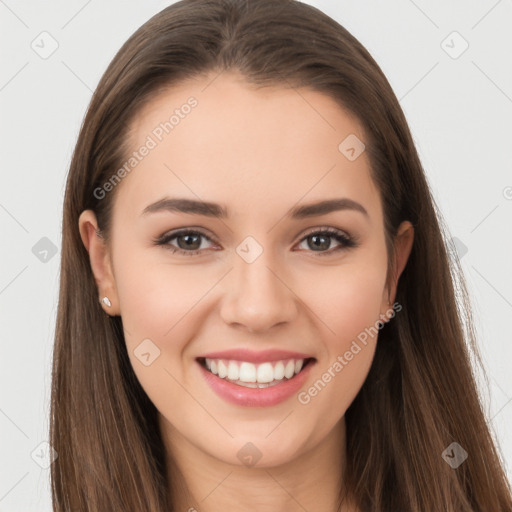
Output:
top-left (50, 0), bottom-right (512, 510)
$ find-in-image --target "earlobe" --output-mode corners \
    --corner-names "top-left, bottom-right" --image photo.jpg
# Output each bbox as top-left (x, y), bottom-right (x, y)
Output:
top-left (78, 210), bottom-right (120, 316)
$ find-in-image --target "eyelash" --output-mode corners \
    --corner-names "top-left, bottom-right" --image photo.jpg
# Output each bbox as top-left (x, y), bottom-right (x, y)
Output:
top-left (153, 226), bottom-right (358, 257)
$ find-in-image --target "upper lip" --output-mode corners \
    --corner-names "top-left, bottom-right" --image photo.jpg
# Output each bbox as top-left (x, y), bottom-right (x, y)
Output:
top-left (197, 349), bottom-right (315, 364)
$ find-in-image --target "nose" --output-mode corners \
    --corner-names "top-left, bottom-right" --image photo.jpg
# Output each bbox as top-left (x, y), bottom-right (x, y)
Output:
top-left (220, 250), bottom-right (299, 334)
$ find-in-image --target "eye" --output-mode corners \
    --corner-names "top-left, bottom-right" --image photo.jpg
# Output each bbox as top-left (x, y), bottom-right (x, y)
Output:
top-left (154, 229), bottom-right (216, 256)
top-left (296, 227), bottom-right (358, 256)
top-left (154, 226), bottom-right (358, 257)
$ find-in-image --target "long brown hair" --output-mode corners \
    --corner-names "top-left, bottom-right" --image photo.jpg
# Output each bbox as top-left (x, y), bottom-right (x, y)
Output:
top-left (50, 0), bottom-right (512, 510)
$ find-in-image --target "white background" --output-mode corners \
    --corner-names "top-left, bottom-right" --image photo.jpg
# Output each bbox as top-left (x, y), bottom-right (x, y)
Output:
top-left (1, 0), bottom-right (511, 509)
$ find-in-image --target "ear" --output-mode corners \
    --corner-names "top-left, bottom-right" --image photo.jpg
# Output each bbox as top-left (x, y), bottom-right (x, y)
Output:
top-left (78, 210), bottom-right (120, 316)
top-left (380, 220), bottom-right (414, 320)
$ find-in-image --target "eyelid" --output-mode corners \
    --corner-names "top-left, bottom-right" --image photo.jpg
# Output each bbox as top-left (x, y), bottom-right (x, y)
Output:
top-left (298, 225), bottom-right (350, 239)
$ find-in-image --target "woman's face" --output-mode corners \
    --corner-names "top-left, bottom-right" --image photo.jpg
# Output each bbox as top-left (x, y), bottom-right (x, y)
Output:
top-left (80, 72), bottom-right (412, 468)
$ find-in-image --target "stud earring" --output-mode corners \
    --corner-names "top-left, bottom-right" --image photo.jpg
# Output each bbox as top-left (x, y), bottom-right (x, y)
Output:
top-left (101, 296), bottom-right (112, 307)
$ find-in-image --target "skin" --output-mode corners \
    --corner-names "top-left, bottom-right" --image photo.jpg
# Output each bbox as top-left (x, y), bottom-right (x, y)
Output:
top-left (79, 71), bottom-right (413, 512)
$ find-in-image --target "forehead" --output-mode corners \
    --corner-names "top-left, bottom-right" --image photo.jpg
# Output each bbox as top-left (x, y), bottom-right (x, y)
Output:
top-left (114, 71), bottom-right (382, 225)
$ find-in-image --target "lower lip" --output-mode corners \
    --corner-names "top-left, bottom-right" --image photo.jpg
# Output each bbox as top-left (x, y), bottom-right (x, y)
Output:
top-left (197, 359), bottom-right (315, 407)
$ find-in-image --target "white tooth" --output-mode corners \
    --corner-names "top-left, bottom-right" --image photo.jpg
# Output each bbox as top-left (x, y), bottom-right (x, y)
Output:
top-left (273, 361), bottom-right (285, 380)
top-left (239, 362), bottom-right (257, 382)
top-left (210, 358), bottom-right (305, 382)
top-left (217, 360), bottom-right (228, 378)
top-left (227, 361), bottom-right (239, 380)
top-left (284, 360), bottom-right (295, 379)
top-left (256, 362), bottom-right (274, 383)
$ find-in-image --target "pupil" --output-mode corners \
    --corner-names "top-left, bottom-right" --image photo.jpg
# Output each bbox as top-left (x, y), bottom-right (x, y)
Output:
top-left (310, 234), bottom-right (329, 251)
top-left (179, 234), bottom-right (200, 250)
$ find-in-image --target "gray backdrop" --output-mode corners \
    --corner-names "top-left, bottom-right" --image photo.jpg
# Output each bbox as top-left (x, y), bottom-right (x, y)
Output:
top-left (1, 0), bottom-right (511, 509)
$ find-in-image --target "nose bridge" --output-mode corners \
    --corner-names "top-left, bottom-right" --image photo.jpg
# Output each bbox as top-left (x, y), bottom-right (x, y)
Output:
top-left (220, 235), bottom-right (297, 332)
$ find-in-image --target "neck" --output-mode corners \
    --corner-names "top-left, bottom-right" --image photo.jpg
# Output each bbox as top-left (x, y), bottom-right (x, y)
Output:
top-left (159, 415), bottom-right (356, 512)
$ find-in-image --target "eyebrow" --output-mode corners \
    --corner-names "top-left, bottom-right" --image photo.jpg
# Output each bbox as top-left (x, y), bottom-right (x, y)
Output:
top-left (141, 197), bottom-right (369, 219)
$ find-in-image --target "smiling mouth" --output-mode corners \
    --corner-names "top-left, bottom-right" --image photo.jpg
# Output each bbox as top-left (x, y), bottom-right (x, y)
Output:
top-left (196, 356), bottom-right (316, 388)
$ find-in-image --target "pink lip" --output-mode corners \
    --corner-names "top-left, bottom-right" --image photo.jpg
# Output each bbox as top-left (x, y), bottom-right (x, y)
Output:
top-left (197, 358), bottom-right (316, 408)
top-left (198, 348), bottom-right (314, 364)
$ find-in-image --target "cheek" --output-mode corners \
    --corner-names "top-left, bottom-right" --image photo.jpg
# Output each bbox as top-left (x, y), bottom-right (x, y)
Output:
top-left (305, 258), bottom-right (387, 344)
top-left (114, 251), bottom-right (209, 410)
top-left (296, 255), bottom-right (386, 405)
top-left (115, 249), bottom-right (212, 343)
top-left (296, 268), bottom-right (384, 424)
